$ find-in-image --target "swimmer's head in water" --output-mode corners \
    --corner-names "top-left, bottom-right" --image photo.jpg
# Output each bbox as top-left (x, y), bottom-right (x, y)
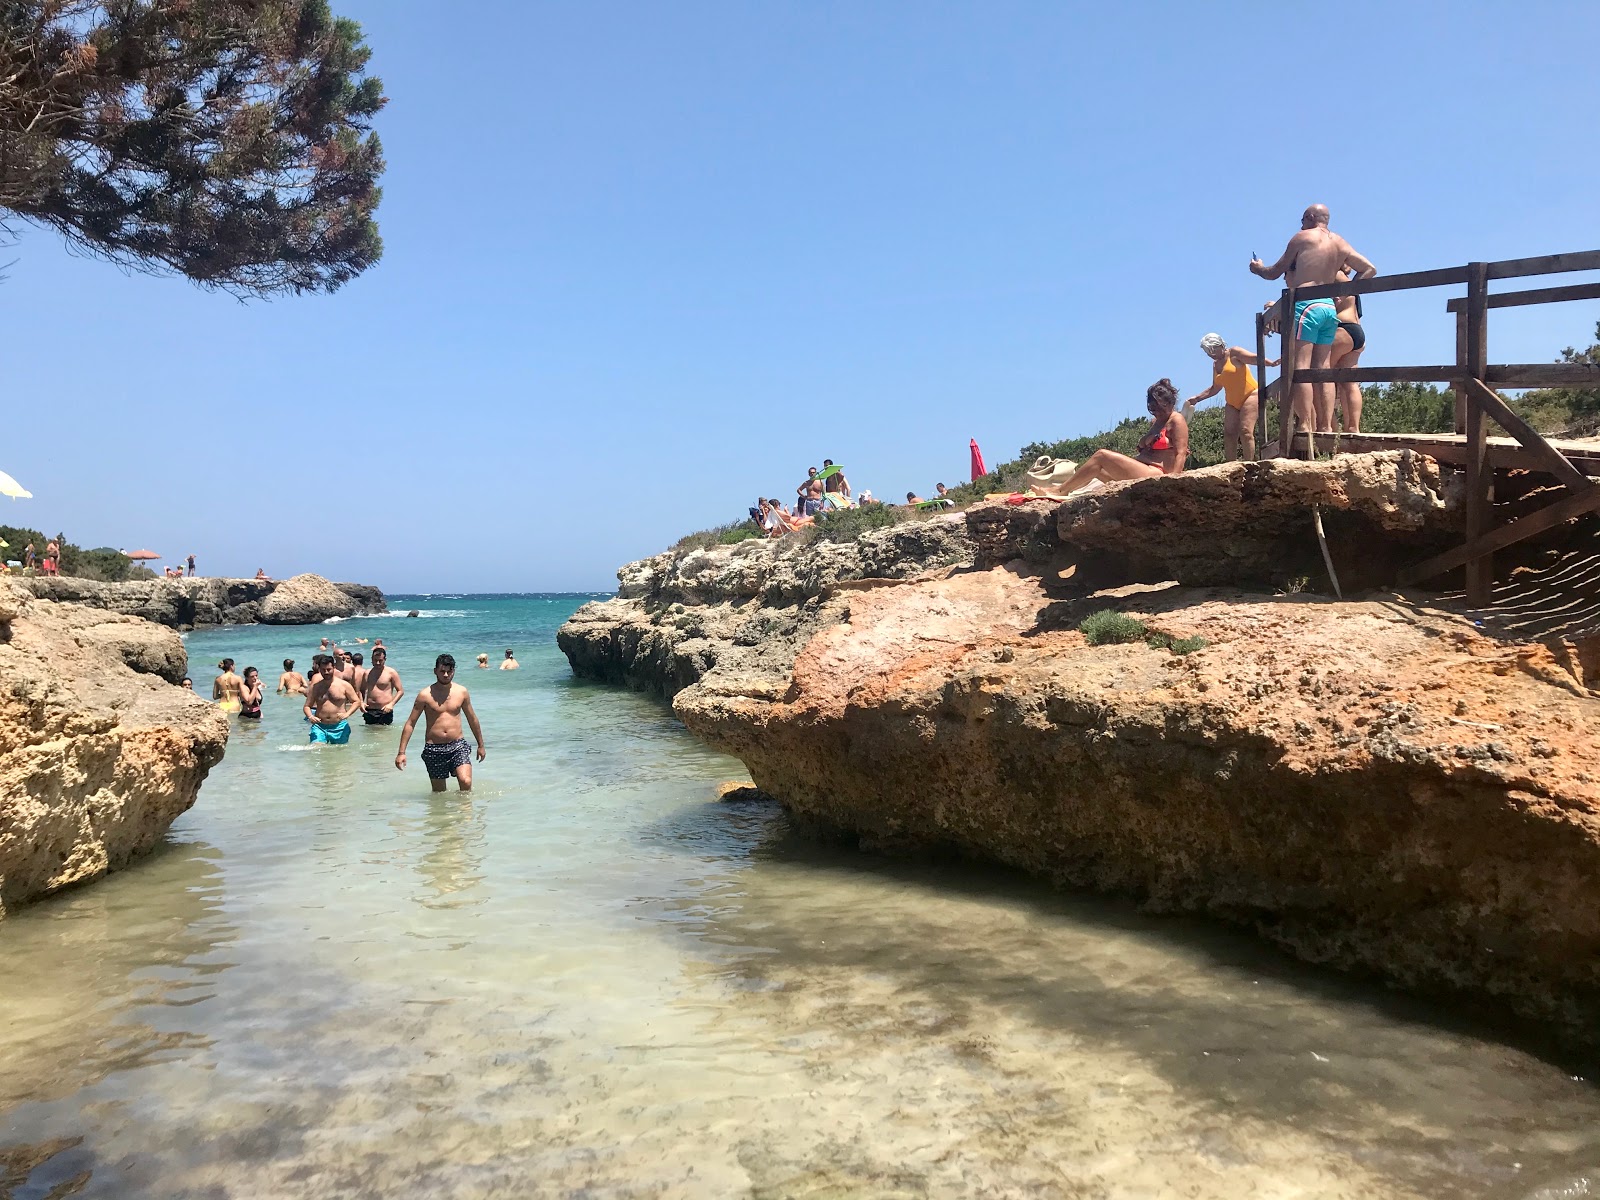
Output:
top-left (283, 659), bottom-right (294, 671)
top-left (477, 653), bottom-right (489, 663)
top-left (505, 649), bottom-right (515, 658)
top-left (1200, 332), bottom-right (1227, 358)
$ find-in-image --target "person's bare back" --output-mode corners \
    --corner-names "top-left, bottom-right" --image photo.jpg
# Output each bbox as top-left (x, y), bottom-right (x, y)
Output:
top-left (1251, 204), bottom-right (1375, 290)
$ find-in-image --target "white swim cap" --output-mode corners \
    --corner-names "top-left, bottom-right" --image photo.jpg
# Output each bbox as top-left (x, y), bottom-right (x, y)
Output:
top-left (1200, 332), bottom-right (1227, 355)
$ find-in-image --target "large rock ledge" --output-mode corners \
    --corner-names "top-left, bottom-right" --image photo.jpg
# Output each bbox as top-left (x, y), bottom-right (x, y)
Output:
top-left (12, 573), bottom-right (386, 630)
top-left (0, 584), bottom-right (229, 916)
top-left (559, 453), bottom-right (1600, 1051)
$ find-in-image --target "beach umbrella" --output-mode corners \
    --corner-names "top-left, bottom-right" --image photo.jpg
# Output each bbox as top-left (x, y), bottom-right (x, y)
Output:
top-left (969, 439), bottom-right (987, 481)
top-left (126, 549), bottom-right (161, 561)
top-left (0, 469), bottom-right (33, 500)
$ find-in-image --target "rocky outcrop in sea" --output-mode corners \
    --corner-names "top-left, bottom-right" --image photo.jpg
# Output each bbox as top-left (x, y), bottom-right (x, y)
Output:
top-left (0, 582), bottom-right (229, 917)
top-left (13, 573), bottom-right (386, 630)
top-left (559, 452), bottom-right (1600, 1052)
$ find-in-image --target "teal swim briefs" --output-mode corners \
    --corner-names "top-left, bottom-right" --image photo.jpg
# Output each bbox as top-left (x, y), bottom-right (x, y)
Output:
top-left (309, 720), bottom-right (351, 745)
top-left (1293, 299), bottom-right (1339, 346)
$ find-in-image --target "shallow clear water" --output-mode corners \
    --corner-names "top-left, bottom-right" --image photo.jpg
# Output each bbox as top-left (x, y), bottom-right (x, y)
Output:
top-left (3, 594), bottom-right (1600, 1198)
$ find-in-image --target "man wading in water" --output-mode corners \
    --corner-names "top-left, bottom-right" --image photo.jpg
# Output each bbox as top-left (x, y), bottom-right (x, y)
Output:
top-left (303, 653), bottom-right (362, 745)
top-left (361, 645), bottom-right (404, 725)
top-left (395, 653), bottom-right (487, 791)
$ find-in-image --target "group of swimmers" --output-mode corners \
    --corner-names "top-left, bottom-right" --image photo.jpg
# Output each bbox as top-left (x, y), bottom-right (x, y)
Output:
top-left (1047, 203), bottom-right (1376, 492)
top-left (201, 637), bottom-right (511, 791)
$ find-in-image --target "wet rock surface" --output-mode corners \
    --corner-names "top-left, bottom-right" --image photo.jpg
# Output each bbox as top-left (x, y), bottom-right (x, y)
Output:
top-left (0, 584), bottom-right (229, 916)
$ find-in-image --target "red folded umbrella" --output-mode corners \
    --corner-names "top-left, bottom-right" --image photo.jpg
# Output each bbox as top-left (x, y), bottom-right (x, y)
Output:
top-left (969, 438), bottom-right (987, 481)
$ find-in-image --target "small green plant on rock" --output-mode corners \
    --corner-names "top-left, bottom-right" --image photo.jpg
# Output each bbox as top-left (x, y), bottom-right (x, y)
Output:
top-left (1079, 610), bottom-right (1149, 645)
top-left (813, 504), bottom-right (905, 544)
top-left (1080, 610), bottom-right (1206, 655)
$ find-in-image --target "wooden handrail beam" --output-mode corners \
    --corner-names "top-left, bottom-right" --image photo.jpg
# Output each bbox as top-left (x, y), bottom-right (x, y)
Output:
top-left (1293, 366), bottom-right (1458, 384)
top-left (1397, 482), bottom-right (1600, 586)
top-left (1486, 250), bottom-right (1600, 280)
top-left (1445, 281), bottom-right (1600, 313)
top-left (1464, 377), bottom-right (1591, 492)
top-left (1291, 266), bottom-right (1469, 302)
top-left (1483, 363), bottom-right (1600, 389)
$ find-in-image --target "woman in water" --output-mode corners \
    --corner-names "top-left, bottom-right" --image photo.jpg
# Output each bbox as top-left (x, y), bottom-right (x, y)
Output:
top-left (213, 659), bottom-right (243, 713)
top-left (239, 667), bottom-right (263, 720)
top-left (1183, 333), bottom-right (1277, 462)
top-left (1054, 379), bottom-right (1190, 494)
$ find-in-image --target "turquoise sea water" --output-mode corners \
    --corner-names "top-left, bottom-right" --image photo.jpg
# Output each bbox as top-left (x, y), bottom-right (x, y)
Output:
top-left (3, 594), bottom-right (1600, 1198)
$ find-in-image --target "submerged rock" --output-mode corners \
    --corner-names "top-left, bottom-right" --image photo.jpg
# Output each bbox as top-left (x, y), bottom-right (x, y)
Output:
top-left (0, 584), bottom-right (229, 916)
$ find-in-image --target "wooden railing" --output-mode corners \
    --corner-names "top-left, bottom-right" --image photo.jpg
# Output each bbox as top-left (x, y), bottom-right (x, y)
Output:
top-left (1252, 250), bottom-right (1600, 605)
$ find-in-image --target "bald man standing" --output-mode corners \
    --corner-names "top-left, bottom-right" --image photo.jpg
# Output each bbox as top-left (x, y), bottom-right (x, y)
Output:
top-left (1251, 204), bottom-right (1376, 434)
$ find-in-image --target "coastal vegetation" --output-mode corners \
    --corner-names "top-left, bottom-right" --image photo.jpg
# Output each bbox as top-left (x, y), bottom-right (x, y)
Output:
top-left (0, 0), bottom-right (386, 296)
top-left (0, 524), bottom-right (134, 580)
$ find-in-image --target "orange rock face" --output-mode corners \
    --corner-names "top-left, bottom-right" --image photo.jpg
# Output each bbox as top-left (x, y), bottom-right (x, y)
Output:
top-left (675, 567), bottom-right (1600, 1048)
top-left (560, 456), bottom-right (1600, 1050)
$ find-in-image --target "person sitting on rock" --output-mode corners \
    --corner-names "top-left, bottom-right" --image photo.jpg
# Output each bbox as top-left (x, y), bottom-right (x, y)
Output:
top-left (1051, 378), bottom-right (1190, 495)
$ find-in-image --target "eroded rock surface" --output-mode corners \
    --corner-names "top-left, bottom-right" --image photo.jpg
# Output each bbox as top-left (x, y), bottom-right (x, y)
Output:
top-left (0, 584), bottom-right (229, 916)
top-left (559, 452), bottom-right (1600, 1049)
top-left (15, 574), bottom-right (385, 629)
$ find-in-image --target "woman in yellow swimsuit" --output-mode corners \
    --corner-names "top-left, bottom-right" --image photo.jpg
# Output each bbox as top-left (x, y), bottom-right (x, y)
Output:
top-left (1184, 333), bottom-right (1278, 462)
top-left (213, 658), bottom-right (243, 713)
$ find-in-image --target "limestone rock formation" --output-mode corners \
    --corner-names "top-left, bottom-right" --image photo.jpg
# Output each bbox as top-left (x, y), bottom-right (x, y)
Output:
top-left (560, 451), bottom-right (1600, 1051)
top-left (1050, 450), bottom-right (1458, 589)
top-left (0, 584), bottom-right (229, 916)
top-left (257, 573), bottom-right (360, 624)
top-left (14, 574), bottom-right (386, 629)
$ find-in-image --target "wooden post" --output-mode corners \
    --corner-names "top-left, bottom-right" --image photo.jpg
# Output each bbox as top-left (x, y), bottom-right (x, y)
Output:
top-left (1453, 309), bottom-right (1468, 434)
top-left (1463, 261), bottom-right (1492, 606)
top-left (1278, 288), bottom-right (1297, 457)
top-left (1254, 310), bottom-right (1268, 459)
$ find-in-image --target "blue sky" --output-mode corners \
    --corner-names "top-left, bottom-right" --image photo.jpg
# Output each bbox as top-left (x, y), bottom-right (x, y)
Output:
top-left (8, 1), bottom-right (1600, 591)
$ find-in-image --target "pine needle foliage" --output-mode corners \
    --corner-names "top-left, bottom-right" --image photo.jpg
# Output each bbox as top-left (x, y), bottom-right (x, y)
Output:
top-left (0, 0), bottom-right (386, 296)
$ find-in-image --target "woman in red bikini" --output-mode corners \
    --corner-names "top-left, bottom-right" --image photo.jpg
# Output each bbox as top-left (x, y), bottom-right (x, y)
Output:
top-left (1054, 378), bottom-right (1189, 495)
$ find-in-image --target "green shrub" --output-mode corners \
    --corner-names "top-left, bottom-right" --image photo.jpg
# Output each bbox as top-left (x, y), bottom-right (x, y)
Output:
top-left (1079, 610), bottom-right (1148, 646)
top-left (1081, 610), bottom-right (1206, 655)
top-left (813, 503), bottom-right (905, 544)
top-left (1146, 631), bottom-right (1208, 655)
top-left (673, 520), bottom-right (764, 552)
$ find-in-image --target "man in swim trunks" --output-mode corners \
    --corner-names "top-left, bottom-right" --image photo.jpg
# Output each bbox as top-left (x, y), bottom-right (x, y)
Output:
top-left (395, 654), bottom-right (486, 792)
top-left (278, 658), bottom-right (308, 695)
top-left (361, 645), bottom-right (404, 725)
top-left (1250, 204), bottom-right (1376, 435)
top-left (303, 653), bottom-right (362, 744)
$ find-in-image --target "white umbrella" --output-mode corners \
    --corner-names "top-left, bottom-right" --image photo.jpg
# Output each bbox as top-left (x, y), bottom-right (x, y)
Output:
top-left (0, 469), bottom-right (33, 500)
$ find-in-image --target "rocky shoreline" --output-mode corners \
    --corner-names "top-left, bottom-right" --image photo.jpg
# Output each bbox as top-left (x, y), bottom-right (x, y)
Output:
top-left (0, 583), bottom-right (229, 917)
top-left (559, 452), bottom-right (1600, 1053)
top-left (13, 573), bottom-right (386, 630)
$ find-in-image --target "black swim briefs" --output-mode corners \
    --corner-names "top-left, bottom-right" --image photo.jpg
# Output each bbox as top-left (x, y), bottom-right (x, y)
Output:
top-left (1338, 320), bottom-right (1365, 353)
top-left (362, 708), bottom-right (394, 725)
top-left (420, 738), bottom-right (472, 779)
